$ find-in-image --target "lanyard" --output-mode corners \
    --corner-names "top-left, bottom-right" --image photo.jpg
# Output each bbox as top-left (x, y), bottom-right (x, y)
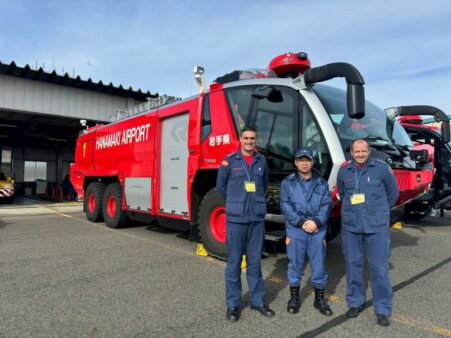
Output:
top-left (240, 157), bottom-right (253, 181)
top-left (353, 161), bottom-right (367, 194)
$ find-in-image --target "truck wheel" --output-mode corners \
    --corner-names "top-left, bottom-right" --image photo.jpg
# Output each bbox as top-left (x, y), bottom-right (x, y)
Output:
top-left (84, 182), bottom-right (105, 222)
top-left (103, 183), bottom-right (127, 229)
top-left (198, 188), bottom-right (227, 259)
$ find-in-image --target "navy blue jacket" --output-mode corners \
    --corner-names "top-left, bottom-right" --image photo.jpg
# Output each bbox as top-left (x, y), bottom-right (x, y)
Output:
top-left (337, 158), bottom-right (399, 233)
top-left (216, 151), bottom-right (269, 223)
top-left (280, 172), bottom-right (332, 238)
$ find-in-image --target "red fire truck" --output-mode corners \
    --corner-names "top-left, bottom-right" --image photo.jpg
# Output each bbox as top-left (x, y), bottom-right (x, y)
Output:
top-left (71, 52), bottom-right (433, 258)
top-left (388, 106), bottom-right (451, 218)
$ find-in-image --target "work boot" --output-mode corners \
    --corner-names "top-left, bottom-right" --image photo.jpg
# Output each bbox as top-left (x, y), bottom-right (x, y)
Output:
top-left (226, 307), bottom-right (240, 322)
top-left (346, 305), bottom-right (365, 318)
top-left (287, 286), bottom-right (301, 314)
top-left (313, 288), bottom-right (333, 316)
top-left (376, 314), bottom-right (391, 327)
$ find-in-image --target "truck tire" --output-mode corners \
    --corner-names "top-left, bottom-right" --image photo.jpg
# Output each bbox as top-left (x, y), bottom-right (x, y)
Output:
top-left (84, 182), bottom-right (105, 222)
top-left (103, 183), bottom-right (128, 229)
top-left (198, 188), bottom-right (228, 259)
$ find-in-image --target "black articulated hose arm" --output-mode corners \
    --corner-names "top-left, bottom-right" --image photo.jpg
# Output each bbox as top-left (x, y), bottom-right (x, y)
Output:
top-left (396, 105), bottom-right (450, 143)
top-left (303, 63), bottom-right (365, 119)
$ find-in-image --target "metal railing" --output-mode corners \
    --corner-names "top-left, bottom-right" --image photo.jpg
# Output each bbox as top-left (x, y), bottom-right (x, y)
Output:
top-left (109, 95), bottom-right (181, 121)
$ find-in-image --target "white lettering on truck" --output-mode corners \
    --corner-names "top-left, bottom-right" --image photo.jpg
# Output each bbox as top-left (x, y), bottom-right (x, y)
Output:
top-left (96, 123), bottom-right (151, 149)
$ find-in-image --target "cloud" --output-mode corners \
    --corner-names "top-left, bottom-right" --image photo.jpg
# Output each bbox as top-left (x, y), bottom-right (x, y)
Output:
top-left (1, 0), bottom-right (451, 111)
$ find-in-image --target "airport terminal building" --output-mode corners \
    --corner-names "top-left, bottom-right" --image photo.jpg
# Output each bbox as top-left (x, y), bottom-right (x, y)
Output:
top-left (0, 61), bottom-right (157, 196)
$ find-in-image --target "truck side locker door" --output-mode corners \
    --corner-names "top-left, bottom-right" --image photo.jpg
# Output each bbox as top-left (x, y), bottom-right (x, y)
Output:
top-left (159, 112), bottom-right (189, 215)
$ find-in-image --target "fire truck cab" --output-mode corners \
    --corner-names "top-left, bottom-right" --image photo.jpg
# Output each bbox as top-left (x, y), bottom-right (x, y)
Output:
top-left (71, 52), bottom-right (433, 258)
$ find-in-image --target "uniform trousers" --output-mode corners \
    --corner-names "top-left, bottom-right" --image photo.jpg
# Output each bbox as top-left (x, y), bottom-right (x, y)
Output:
top-left (287, 230), bottom-right (328, 288)
top-left (342, 228), bottom-right (392, 315)
top-left (225, 220), bottom-right (265, 307)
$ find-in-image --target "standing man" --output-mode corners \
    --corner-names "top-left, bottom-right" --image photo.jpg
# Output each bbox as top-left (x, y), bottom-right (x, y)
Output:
top-left (279, 147), bottom-right (333, 316)
top-left (216, 125), bottom-right (275, 322)
top-left (337, 139), bottom-right (399, 327)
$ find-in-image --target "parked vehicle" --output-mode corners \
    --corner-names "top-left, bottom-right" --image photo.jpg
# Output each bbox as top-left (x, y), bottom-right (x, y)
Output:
top-left (389, 106), bottom-right (451, 218)
top-left (71, 52), bottom-right (433, 258)
top-left (0, 171), bottom-right (14, 203)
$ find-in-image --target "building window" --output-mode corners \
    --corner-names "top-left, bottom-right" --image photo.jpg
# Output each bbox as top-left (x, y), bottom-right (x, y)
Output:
top-left (24, 161), bottom-right (47, 182)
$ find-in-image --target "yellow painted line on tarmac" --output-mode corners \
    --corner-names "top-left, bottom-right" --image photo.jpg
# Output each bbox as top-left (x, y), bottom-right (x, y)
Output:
top-left (268, 276), bottom-right (284, 284)
top-left (48, 210), bottom-right (451, 337)
top-left (392, 313), bottom-right (451, 337)
top-left (327, 295), bottom-right (339, 302)
top-left (49, 210), bottom-right (227, 268)
top-left (42, 206), bottom-right (72, 218)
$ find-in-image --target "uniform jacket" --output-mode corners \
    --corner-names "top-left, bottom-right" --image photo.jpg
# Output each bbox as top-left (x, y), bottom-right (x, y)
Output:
top-left (337, 158), bottom-right (399, 233)
top-left (279, 171), bottom-right (332, 237)
top-left (216, 151), bottom-right (269, 223)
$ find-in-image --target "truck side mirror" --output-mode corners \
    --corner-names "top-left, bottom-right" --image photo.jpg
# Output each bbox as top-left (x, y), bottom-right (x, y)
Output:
top-left (347, 84), bottom-right (365, 119)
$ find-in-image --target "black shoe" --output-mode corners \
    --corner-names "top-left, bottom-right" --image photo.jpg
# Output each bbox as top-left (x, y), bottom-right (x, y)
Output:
top-left (346, 305), bottom-right (364, 318)
top-left (377, 314), bottom-right (391, 327)
top-left (250, 304), bottom-right (275, 317)
top-left (226, 307), bottom-right (240, 322)
top-left (313, 288), bottom-right (333, 316)
top-left (287, 286), bottom-right (301, 314)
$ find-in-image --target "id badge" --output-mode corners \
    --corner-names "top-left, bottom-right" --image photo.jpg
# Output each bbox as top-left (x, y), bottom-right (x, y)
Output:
top-left (351, 193), bottom-right (365, 205)
top-left (244, 181), bottom-right (256, 192)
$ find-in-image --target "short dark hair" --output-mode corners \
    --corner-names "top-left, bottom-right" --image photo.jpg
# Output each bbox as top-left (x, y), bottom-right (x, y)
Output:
top-left (240, 125), bottom-right (257, 136)
top-left (350, 138), bottom-right (370, 151)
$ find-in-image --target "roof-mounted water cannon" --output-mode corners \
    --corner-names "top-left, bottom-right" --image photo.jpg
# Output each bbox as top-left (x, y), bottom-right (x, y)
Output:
top-left (268, 52), bottom-right (311, 78)
top-left (193, 66), bottom-right (206, 94)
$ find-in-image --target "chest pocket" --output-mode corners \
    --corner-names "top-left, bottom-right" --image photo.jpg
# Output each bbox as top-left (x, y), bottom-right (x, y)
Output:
top-left (344, 179), bottom-right (356, 192)
top-left (230, 168), bottom-right (246, 178)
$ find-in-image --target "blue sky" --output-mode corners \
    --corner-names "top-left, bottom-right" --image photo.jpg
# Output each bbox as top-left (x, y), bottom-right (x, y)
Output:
top-left (1, 0), bottom-right (451, 112)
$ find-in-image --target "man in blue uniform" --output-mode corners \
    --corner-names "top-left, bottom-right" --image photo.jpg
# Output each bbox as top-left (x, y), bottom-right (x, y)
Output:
top-left (337, 138), bottom-right (399, 327)
top-left (216, 126), bottom-right (275, 322)
top-left (279, 147), bottom-right (333, 316)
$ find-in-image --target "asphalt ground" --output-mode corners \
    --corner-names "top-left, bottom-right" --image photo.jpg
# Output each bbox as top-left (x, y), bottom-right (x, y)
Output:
top-left (0, 197), bottom-right (450, 337)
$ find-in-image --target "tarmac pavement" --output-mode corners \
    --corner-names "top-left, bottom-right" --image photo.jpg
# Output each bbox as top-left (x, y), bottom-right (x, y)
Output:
top-left (0, 197), bottom-right (450, 337)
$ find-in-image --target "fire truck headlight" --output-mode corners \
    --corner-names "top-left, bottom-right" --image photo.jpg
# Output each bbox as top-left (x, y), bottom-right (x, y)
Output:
top-left (416, 175), bottom-right (421, 183)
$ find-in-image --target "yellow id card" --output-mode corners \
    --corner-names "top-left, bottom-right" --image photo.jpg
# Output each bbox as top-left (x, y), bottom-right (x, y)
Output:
top-left (351, 193), bottom-right (365, 205)
top-left (244, 181), bottom-right (256, 192)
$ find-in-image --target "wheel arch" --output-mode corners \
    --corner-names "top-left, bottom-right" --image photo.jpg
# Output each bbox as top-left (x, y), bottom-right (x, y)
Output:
top-left (83, 176), bottom-right (120, 191)
top-left (190, 169), bottom-right (218, 222)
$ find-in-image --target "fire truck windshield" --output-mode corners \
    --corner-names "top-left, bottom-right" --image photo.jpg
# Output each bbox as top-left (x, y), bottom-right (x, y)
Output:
top-left (313, 85), bottom-right (413, 150)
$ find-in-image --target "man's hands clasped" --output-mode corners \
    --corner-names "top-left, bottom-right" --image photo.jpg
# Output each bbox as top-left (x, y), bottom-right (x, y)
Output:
top-left (302, 220), bottom-right (318, 233)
